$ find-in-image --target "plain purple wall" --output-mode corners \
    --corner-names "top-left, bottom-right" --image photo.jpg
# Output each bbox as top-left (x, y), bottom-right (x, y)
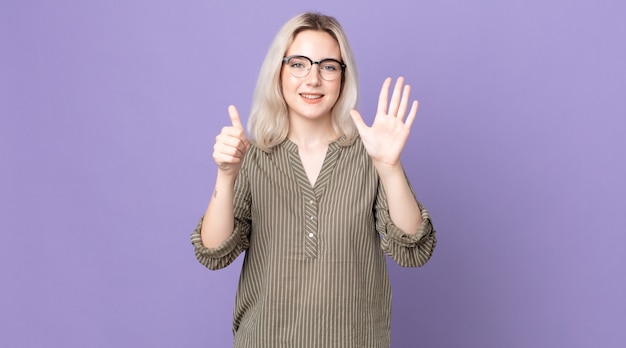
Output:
top-left (2, 0), bottom-right (625, 347)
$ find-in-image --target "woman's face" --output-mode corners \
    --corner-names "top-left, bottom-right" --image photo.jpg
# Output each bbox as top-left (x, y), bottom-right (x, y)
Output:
top-left (281, 30), bottom-right (342, 124)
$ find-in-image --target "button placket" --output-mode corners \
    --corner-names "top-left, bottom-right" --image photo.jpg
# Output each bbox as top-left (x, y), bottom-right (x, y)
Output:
top-left (303, 193), bottom-right (318, 258)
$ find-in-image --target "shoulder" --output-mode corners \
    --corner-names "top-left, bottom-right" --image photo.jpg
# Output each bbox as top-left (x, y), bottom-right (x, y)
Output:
top-left (338, 135), bottom-right (368, 157)
top-left (242, 143), bottom-right (263, 166)
top-left (242, 141), bottom-right (288, 167)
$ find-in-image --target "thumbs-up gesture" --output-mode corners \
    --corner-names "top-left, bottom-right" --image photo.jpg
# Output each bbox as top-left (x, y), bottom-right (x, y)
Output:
top-left (213, 105), bottom-right (249, 177)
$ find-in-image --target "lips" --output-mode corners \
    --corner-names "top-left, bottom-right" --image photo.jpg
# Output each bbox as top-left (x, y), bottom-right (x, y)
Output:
top-left (300, 93), bottom-right (324, 104)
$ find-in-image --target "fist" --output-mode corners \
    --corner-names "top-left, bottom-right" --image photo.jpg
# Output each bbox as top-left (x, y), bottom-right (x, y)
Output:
top-left (212, 105), bottom-right (249, 176)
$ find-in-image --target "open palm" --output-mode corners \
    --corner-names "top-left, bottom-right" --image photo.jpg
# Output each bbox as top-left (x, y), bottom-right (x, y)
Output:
top-left (350, 77), bottom-right (418, 169)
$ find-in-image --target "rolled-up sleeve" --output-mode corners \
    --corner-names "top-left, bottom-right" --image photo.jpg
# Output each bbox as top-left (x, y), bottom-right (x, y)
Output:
top-left (375, 181), bottom-right (437, 268)
top-left (190, 167), bottom-right (252, 270)
top-left (190, 215), bottom-right (250, 270)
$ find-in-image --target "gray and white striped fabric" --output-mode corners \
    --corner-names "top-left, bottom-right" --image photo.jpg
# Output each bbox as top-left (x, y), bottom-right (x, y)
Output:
top-left (191, 137), bottom-right (436, 347)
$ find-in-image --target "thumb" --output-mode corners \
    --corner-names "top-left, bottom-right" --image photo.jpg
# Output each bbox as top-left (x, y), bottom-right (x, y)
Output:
top-left (228, 105), bottom-right (245, 130)
top-left (350, 109), bottom-right (367, 134)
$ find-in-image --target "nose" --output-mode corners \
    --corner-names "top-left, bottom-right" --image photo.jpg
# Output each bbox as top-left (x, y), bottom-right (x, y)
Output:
top-left (305, 63), bottom-right (322, 85)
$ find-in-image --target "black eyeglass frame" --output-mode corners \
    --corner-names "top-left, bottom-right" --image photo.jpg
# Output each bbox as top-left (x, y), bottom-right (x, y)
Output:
top-left (282, 55), bottom-right (347, 80)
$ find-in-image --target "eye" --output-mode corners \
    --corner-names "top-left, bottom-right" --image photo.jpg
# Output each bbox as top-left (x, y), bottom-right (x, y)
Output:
top-left (288, 58), bottom-right (308, 69)
top-left (320, 60), bottom-right (341, 72)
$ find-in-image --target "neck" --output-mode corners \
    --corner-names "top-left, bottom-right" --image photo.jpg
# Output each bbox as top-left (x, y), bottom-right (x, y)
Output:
top-left (288, 117), bottom-right (337, 148)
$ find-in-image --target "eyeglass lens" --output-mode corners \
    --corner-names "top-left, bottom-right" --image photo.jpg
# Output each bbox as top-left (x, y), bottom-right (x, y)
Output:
top-left (284, 56), bottom-right (343, 81)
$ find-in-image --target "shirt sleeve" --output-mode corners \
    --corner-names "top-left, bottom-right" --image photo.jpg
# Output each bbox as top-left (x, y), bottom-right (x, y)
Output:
top-left (374, 177), bottom-right (437, 268)
top-left (190, 166), bottom-right (252, 270)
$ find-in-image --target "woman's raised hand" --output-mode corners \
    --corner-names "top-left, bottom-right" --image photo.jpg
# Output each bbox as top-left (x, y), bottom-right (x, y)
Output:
top-left (212, 105), bottom-right (249, 177)
top-left (350, 77), bottom-right (418, 172)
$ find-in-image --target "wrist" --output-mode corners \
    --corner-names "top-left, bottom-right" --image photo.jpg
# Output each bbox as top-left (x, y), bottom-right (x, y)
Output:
top-left (215, 169), bottom-right (238, 185)
top-left (372, 161), bottom-right (404, 179)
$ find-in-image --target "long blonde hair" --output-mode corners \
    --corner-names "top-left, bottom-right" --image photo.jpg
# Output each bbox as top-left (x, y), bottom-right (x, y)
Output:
top-left (248, 12), bottom-right (359, 151)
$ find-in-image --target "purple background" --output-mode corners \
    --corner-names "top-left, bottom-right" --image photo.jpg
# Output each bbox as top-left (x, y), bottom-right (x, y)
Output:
top-left (2, 0), bottom-right (625, 347)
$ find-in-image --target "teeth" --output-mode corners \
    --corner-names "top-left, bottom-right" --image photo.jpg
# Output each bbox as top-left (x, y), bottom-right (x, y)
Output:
top-left (301, 94), bottom-right (322, 99)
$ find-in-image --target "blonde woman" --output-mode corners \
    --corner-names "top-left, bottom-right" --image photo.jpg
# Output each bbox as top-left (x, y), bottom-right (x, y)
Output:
top-left (191, 12), bottom-right (436, 347)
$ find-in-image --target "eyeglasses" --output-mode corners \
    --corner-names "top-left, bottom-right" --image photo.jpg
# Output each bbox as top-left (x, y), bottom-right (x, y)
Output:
top-left (282, 55), bottom-right (346, 81)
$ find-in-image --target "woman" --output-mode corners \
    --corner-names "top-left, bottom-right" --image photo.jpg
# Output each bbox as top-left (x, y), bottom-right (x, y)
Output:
top-left (191, 12), bottom-right (436, 347)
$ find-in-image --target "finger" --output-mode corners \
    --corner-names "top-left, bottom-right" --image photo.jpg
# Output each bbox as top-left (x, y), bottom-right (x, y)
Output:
top-left (227, 105), bottom-right (249, 150)
top-left (213, 152), bottom-right (243, 168)
top-left (228, 105), bottom-right (245, 131)
top-left (350, 109), bottom-right (368, 134)
top-left (376, 77), bottom-right (392, 116)
top-left (214, 142), bottom-right (245, 162)
top-left (218, 134), bottom-right (245, 152)
top-left (404, 100), bottom-right (419, 129)
top-left (217, 131), bottom-right (248, 157)
top-left (220, 126), bottom-right (247, 140)
top-left (387, 77), bottom-right (405, 117)
top-left (397, 84), bottom-right (411, 122)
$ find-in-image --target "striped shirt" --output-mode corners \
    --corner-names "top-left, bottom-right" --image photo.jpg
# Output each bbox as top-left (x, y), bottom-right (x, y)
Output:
top-left (191, 137), bottom-right (436, 347)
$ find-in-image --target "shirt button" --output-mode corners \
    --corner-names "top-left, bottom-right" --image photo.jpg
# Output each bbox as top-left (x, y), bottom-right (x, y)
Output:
top-left (309, 216), bottom-right (314, 220)
top-left (308, 233), bottom-right (314, 238)
top-left (309, 200), bottom-right (314, 204)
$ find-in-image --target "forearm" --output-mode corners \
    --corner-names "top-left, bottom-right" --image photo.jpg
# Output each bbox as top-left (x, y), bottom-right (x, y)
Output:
top-left (200, 171), bottom-right (237, 248)
top-left (375, 164), bottom-right (423, 235)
